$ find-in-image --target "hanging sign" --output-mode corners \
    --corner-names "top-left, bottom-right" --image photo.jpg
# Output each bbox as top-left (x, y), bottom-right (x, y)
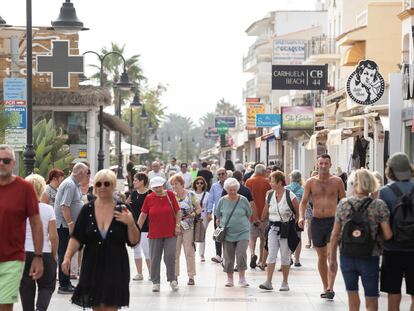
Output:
top-left (246, 98), bottom-right (265, 130)
top-left (256, 114), bottom-right (281, 128)
top-left (346, 59), bottom-right (385, 105)
top-left (272, 65), bottom-right (328, 90)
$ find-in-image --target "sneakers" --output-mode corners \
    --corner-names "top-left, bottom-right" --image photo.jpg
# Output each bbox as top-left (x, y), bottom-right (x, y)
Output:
top-left (250, 254), bottom-right (258, 269)
top-left (279, 281), bottom-right (290, 291)
top-left (294, 262), bottom-right (302, 267)
top-left (225, 278), bottom-right (234, 287)
top-left (133, 274), bottom-right (144, 281)
top-left (238, 279), bottom-right (249, 288)
top-left (152, 284), bottom-right (160, 292)
top-left (211, 255), bottom-right (222, 263)
top-left (259, 281), bottom-right (273, 290)
top-left (57, 285), bottom-right (74, 294)
top-left (187, 278), bottom-right (195, 285)
top-left (200, 255), bottom-right (206, 262)
top-left (321, 290), bottom-right (335, 300)
top-left (170, 280), bottom-right (179, 291)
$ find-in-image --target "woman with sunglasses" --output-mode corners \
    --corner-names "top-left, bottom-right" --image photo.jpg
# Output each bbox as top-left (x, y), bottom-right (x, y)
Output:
top-left (192, 176), bottom-right (210, 262)
top-left (61, 169), bottom-right (140, 310)
top-left (40, 168), bottom-right (65, 206)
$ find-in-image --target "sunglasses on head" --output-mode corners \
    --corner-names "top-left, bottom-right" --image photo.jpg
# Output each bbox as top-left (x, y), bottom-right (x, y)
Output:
top-left (0, 158), bottom-right (13, 164)
top-left (95, 181), bottom-right (111, 188)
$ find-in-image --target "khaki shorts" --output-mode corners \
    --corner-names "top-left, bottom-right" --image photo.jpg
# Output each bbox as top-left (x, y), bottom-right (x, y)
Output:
top-left (0, 260), bottom-right (25, 304)
top-left (250, 223), bottom-right (267, 240)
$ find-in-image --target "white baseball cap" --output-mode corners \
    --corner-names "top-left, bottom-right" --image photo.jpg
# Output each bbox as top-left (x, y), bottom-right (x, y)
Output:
top-left (149, 176), bottom-right (166, 189)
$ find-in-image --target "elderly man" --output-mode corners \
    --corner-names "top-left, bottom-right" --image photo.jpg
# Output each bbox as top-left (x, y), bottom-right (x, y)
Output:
top-left (165, 157), bottom-right (180, 176)
top-left (148, 161), bottom-right (166, 181)
top-left (177, 163), bottom-right (192, 189)
top-left (206, 167), bottom-right (228, 263)
top-left (54, 162), bottom-right (89, 294)
top-left (0, 145), bottom-right (44, 311)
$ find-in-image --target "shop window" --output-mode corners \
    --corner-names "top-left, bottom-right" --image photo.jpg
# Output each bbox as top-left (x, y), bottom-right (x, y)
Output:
top-left (54, 112), bottom-right (87, 145)
top-left (404, 126), bottom-right (414, 163)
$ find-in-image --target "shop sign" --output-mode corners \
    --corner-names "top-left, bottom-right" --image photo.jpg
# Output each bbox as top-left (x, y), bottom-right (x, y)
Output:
top-left (214, 116), bottom-right (236, 128)
top-left (246, 98), bottom-right (265, 130)
top-left (281, 106), bottom-right (314, 130)
top-left (272, 40), bottom-right (305, 65)
top-left (256, 114), bottom-right (281, 128)
top-left (346, 59), bottom-right (385, 105)
top-left (272, 65), bottom-right (328, 90)
top-left (217, 122), bottom-right (229, 135)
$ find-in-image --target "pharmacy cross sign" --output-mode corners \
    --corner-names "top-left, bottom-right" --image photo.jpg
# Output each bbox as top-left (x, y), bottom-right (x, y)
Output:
top-left (36, 40), bottom-right (84, 88)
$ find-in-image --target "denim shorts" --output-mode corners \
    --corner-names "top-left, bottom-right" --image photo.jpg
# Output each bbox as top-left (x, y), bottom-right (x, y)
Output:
top-left (340, 255), bottom-right (380, 298)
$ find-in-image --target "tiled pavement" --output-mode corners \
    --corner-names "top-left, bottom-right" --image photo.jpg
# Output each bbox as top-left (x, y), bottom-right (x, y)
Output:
top-left (15, 226), bottom-right (411, 310)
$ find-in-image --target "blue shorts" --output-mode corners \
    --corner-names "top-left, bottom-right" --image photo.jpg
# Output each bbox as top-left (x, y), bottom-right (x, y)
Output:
top-left (340, 255), bottom-right (380, 298)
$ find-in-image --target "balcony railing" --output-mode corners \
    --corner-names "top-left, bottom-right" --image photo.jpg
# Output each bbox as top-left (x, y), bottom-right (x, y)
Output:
top-left (304, 36), bottom-right (338, 59)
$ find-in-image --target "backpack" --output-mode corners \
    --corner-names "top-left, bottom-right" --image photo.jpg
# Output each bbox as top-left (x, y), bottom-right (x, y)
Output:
top-left (388, 183), bottom-right (414, 246)
top-left (340, 198), bottom-right (375, 258)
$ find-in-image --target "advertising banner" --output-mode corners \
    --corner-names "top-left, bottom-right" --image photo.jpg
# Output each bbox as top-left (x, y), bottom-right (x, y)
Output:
top-left (214, 116), bottom-right (236, 128)
top-left (246, 98), bottom-right (265, 130)
top-left (282, 106), bottom-right (314, 130)
top-left (272, 65), bottom-right (328, 90)
top-left (273, 39), bottom-right (305, 65)
top-left (255, 114), bottom-right (281, 128)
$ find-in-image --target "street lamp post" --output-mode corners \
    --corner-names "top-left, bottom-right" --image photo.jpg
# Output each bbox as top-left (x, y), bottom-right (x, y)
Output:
top-left (82, 50), bottom-right (132, 171)
top-left (129, 88), bottom-right (142, 157)
top-left (8, 0), bottom-right (88, 176)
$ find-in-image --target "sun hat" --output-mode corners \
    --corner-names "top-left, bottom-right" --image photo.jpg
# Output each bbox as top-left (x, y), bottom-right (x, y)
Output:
top-left (387, 152), bottom-right (412, 181)
top-left (149, 176), bottom-right (166, 189)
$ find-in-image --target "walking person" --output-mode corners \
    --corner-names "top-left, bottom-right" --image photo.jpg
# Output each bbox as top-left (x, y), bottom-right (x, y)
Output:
top-left (177, 163), bottom-right (192, 189)
top-left (329, 168), bottom-right (392, 311)
top-left (0, 145), bottom-right (44, 311)
top-left (259, 171), bottom-right (299, 291)
top-left (20, 174), bottom-right (58, 311)
top-left (304, 171), bottom-right (318, 249)
top-left (298, 154), bottom-right (346, 300)
top-left (62, 169), bottom-right (140, 310)
top-left (137, 176), bottom-right (182, 292)
top-left (197, 162), bottom-right (213, 191)
top-left (193, 176), bottom-right (210, 262)
top-left (285, 170), bottom-right (304, 267)
top-left (245, 164), bottom-right (271, 270)
top-left (54, 162), bottom-right (90, 294)
top-left (40, 169), bottom-right (65, 206)
top-left (128, 173), bottom-right (152, 281)
top-left (170, 175), bottom-right (201, 285)
top-left (378, 152), bottom-right (414, 311)
top-left (215, 178), bottom-right (252, 287)
top-left (206, 167), bottom-right (227, 263)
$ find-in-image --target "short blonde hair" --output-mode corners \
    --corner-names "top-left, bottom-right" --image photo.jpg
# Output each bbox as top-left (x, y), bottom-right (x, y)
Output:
top-left (354, 168), bottom-right (379, 195)
top-left (93, 169), bottom-right (116, 195)
top-left (25, 174), bottom-right (46, 200)
top-left (170, 174), bottom-right (185, 186)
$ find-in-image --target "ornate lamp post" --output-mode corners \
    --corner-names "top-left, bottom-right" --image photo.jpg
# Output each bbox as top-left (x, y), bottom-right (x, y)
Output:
top-left (129, 89), bottom-right (142, 156)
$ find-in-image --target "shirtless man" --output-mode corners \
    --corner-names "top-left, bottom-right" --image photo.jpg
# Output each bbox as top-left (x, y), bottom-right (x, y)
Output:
top-left (298, 154), bottom-right (345, 300)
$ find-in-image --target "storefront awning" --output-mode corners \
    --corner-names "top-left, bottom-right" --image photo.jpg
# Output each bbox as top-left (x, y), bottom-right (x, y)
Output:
top-left (102, 112), bottom-right (131, 136)
top-left (341, 42), bottom-right (365, 66)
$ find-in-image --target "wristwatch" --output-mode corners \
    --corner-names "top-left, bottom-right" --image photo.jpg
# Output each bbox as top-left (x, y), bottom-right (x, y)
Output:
top-left (33, 253), bottom-right (43, 258)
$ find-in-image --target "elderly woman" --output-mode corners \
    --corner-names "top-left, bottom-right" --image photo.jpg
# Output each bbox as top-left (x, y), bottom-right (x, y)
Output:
top-left (170, 175), bottom-right (201, 285)
top-left (215, 178), bottom-right (252, 287)
top-left (138, 176), bottom-right (182, 293)
top-left (193, 176), bottom-right (210, 262)
top-left (62, 169), bottom-right (140, 310)
top-left (329, 169), bottom-right (392, 311)
top-left (20, 174), bottom-right (58, 311)
top-left (260, 171), bottom-right (299, 291)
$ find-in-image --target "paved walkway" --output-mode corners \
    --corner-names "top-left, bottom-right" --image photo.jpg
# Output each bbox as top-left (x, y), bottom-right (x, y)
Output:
top-left (15, 226), bottom-right (411, 310)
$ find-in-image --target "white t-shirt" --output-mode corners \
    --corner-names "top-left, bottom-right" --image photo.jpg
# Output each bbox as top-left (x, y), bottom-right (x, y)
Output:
top-left (25, 202), bottom-right (56, 253)
top-left (268, 190), bottom-right (296, 222)
top-left (178, 172), bottom-right (193, 189)
top-left (148, 171), bottom-right (166, 180)
top-left (195, 191), bottom-right (210, 218)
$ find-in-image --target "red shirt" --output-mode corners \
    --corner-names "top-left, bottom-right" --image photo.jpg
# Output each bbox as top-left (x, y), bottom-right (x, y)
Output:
top-left (245, 175), bottom-right (271, 219)
top-left (0, 176), bottom-right (39, 262)
top-left (141, 190), bottom-right (180, 239)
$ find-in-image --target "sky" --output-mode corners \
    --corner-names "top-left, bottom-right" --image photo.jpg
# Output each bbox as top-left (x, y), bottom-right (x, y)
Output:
top-left (2, 0), bottom-right (316, 125)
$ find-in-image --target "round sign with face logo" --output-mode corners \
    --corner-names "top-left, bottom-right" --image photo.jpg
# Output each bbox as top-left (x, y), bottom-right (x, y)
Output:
top-left (346, 59), bottom-right (385, 105)
top-left (352, 229), bottom-right (362, 238)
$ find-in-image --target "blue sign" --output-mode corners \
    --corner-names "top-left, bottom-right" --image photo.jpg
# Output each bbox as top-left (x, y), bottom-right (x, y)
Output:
top-left (214, 116), bottom-right (236, 128)
top-left (5, 106), bottom-right (27, 129)
top-left (3, 78), bottom-right (27, 100)
top-left (256, 114), bottom-right (282, 127)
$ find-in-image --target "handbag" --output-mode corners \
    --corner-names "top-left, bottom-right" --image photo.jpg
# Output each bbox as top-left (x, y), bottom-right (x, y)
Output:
top-left (194, 192), bottom-right (207, 242)
top-left (213, 196), bottom-right (240, 242)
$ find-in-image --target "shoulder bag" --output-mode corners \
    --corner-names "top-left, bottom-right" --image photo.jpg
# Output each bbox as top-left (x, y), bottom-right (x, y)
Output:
top-left (213, 195), bottom-right (240, 242)
top-left (194, 192), bottom-right (206, 242)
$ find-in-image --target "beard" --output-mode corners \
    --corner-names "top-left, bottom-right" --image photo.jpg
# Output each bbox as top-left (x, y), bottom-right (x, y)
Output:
top-left (0, 169), bottom-right (12, 178)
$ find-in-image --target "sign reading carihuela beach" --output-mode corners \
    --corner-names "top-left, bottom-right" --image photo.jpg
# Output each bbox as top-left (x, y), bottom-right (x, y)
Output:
top-left (272, 65), bottom-right (328, 90)
top-left (346, 60), bottom-right (385, 105)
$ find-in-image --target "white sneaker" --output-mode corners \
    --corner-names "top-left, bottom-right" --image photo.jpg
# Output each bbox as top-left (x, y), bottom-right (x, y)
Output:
top-left (152, 284), bottom-right (160, 292)
top-left (279, 281), bottom-right (289, 291)
top-left (133, 274), bottom-right (143, 281)
top-left (170, 280), bottom-right (179, 291)
top-left (211, 255), bottom-right (222, 263)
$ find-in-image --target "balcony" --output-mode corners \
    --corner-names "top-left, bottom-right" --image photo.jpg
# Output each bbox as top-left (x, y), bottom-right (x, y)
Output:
top-left (304, 36), bottom-right (340, 64)
top-left (243, 51), bottom-right (257, 72)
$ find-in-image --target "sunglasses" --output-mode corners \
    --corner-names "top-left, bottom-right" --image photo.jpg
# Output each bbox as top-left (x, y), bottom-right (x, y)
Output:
top-left (217, 173), bottom-right (226, 176)
top-left (95, 181), bottom-right (111, 188)
top-left (195, 182), bottom-right (204, 185)
top-left (0, 158), bottom-right (13, 164)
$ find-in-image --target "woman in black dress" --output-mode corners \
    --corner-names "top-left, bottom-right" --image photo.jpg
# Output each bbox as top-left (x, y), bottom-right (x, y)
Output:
top-left (62, 169), bottom-right (140, 310)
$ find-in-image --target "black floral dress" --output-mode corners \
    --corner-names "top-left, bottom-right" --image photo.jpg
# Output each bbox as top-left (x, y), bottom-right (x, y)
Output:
top-left (71, 201), bottom-right (137, 309)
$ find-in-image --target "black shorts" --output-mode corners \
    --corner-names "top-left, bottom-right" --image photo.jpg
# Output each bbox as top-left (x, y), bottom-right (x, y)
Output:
top-left (311, 217), bottom-right (335, 248)
top-left (380, 250), bottom-right (414, 295)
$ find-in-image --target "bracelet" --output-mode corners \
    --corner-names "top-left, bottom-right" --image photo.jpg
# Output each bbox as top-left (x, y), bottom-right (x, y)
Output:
top-left (67, 221), bottom-right (74, 225)
top-left (33, 253), bottom-right (43, 258)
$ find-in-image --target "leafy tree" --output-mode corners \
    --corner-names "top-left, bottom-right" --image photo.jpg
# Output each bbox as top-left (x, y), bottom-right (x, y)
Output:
top-left (214, 98), bottom-right (243, 126)
top-left (0, 103), bottom-right (9, 144)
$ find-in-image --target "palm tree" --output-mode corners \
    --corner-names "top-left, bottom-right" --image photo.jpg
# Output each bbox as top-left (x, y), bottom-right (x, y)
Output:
top-left (214, 98), bottom-right (243, 127)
